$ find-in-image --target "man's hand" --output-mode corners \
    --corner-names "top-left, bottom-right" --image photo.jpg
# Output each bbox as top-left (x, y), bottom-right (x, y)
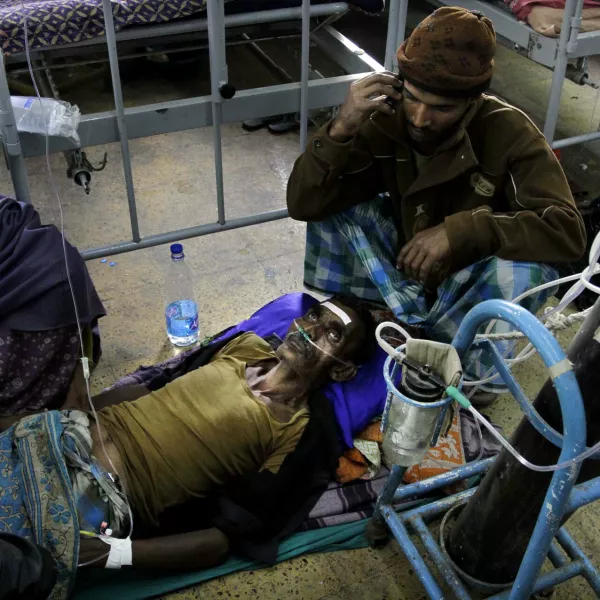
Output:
top-left (397, 224), bottom-right (452, 288)
top-left (329, 72), bottom-right (403, 142)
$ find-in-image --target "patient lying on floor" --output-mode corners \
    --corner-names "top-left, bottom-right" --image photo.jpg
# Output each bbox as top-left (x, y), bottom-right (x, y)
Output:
top-left (0, 296), bottom-right (376, 577)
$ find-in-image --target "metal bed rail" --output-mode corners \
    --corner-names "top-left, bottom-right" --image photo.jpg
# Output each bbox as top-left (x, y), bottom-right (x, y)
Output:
top-left (0, 0), bottom-right (385, 259)
top-left (17, 72), bottom-right (368, 157)
top-left (6, 3), bottom-right (351, 64)
top-left (11, 0), bottom-right (595, 256)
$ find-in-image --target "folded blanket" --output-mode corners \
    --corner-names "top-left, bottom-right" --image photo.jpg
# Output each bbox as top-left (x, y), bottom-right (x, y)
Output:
top-left (336, 422), bottom-right (383, 483)
top-left (300, 468), bottom-right (390, 531)
top-left (336, 409), bottom-right (503, 486)
top-left (335, 414), bottom-right (466, 484)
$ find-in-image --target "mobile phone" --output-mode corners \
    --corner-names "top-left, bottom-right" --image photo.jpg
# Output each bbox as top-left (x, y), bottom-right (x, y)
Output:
top-left (384, 75), bottom-right (403, 108)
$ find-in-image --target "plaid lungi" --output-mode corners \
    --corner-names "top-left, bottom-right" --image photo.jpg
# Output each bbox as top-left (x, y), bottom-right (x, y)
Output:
top-left (304, 196), bottom-right (559, 390)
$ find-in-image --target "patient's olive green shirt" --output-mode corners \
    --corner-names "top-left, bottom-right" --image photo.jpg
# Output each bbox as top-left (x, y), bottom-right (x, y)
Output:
top-left (99, 333), bottom-right (309, 526)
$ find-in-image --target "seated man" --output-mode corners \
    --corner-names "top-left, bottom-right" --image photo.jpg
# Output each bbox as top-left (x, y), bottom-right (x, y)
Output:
top-left (287, 7), bottom-right (586, 398)
top-left (0, 196), bottom-right (105, 416)
top-left (0, 297), bottom-right (376, 587)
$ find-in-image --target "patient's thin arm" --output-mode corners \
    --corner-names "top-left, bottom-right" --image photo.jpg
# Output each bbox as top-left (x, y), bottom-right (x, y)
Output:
top-left (0, 384), bottom-right (150, 432)
top-left (91, 384), bottom-right (150, 410)
top-left (133, 528), bottom-right (229, 570)
top-left (80, 528), bottom-right (229, 571)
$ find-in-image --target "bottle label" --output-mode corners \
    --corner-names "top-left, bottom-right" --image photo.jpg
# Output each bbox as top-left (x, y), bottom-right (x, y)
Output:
top-left (166, 300), bottom-right (198, 338)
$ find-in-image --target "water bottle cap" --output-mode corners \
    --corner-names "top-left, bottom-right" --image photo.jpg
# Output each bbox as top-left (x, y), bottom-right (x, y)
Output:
top-left (170, 243), bottom-right (183, 256)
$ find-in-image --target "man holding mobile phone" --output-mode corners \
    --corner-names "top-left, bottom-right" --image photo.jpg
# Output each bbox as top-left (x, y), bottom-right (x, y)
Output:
top-left (286, 7), bottom-right (585, 401)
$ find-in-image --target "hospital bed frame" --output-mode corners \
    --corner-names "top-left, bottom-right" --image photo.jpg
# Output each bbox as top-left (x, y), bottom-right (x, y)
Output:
top-left (2, 0), bottom-right (599, 259)
top-left (0, 0), bottom-right (383, 259)
top-left (385, 0), bottom-right (600, 149)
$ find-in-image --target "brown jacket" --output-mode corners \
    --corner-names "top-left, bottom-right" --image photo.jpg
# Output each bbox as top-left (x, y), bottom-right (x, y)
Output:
top-left (287, 94), bottom-right (586, 272)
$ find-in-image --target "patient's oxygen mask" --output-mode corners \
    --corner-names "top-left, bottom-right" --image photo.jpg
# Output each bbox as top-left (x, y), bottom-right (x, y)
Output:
top-left (291, 319), bottom-right (354, 367)
top-left (377, 323), bottom-right (461, 467)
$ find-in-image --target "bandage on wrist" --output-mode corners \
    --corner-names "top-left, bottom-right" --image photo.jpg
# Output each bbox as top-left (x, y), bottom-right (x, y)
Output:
top-left (100, 536), bottom-right (133, 569)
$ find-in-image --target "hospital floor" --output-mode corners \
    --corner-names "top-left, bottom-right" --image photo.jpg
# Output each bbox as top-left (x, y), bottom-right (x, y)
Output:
top-left (4, 6), bottom-right (600, 598)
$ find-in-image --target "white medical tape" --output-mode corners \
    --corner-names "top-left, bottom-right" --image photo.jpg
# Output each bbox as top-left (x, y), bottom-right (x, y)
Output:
top-left (548, 358), bottom-right (572, 381)
top-left (101, 536), bottom-right (133, 569)
top-left (322, 301), bottom-right (352, 325)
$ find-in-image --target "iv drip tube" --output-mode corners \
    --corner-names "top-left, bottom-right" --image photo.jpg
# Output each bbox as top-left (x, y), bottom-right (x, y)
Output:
top-left (447, 386), bottom-right (600, 472)
top-left (20, 0), bottom-right (134, 566)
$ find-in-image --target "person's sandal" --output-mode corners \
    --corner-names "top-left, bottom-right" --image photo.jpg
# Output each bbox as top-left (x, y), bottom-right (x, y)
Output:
top-left (241, 116), bottom-right (282, 132)
top-left (268, 113), bottom-right (300, 134)
top-left (470, 391), bottom-right (499, 407)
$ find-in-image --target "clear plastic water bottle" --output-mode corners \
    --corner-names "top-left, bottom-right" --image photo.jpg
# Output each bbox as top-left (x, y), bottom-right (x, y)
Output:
top-left (165, 243), bottom-right (199, 347)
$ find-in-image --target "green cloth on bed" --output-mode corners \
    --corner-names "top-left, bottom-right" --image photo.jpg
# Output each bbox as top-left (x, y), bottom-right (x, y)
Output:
top-left (73, 520), bottom-right (369, 599)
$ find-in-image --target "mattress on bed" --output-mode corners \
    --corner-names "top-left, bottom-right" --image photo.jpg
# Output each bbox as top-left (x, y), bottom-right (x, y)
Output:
top-left (475, 0), bottom-right (600, 37)
top-left (506, 0), bottom-right (600, 36)
top-left (1, 0), bottom-right (384, 55)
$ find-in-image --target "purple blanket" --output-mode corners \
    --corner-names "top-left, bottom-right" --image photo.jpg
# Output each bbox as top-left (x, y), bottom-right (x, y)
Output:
top-left (3, 0), bottom-right (384, 55)
top-left (113, 292), bottom-right (388, 449)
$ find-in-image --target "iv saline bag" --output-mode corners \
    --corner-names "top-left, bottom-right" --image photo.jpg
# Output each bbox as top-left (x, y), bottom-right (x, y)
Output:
top-left (11, 97), bottom-right (81, 144)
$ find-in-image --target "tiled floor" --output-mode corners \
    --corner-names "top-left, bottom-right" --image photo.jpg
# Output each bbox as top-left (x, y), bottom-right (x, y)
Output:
top-left (4, 4), bottom-right (600, 599)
